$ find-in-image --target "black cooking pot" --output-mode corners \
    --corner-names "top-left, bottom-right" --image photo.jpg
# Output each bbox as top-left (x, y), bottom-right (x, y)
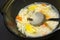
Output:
top-left (0, 0), bottom-right (60, 39)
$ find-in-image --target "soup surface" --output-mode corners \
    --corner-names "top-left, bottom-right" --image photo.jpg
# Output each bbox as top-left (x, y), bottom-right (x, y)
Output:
top-left (16, 2), bottom-right (59, 37)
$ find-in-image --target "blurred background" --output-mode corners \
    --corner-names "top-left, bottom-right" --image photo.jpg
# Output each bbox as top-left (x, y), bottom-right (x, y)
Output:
top-left (0, 0), bottom-right (60, 40)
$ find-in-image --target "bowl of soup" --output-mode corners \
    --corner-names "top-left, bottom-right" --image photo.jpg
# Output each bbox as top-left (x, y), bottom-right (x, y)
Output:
top-left (16, 2), bottom-right (59, 38)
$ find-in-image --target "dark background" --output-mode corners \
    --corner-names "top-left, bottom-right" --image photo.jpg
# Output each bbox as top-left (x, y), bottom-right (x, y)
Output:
top-left (0, 0), bottom-right (60, 40)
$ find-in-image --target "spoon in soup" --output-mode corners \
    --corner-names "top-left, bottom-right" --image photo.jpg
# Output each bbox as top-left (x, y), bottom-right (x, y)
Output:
top-left (27, 12), bottom-right (60, 26)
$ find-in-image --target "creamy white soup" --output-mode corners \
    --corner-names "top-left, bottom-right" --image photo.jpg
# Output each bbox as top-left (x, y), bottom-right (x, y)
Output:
top-left (16, 2), bottom-right (59, 37)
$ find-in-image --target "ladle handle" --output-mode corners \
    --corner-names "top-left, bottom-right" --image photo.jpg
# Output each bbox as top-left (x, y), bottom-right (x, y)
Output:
top-left (49, 18), bottom-right (60, 32)
top-left (48, 18), bottom-right (60, 21)
top-left (49, 18), bottom-right (60, 31)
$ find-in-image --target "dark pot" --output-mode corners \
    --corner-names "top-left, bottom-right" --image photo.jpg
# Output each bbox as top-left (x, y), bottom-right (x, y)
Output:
top-left (0, 0), bottom-right (60, 39)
